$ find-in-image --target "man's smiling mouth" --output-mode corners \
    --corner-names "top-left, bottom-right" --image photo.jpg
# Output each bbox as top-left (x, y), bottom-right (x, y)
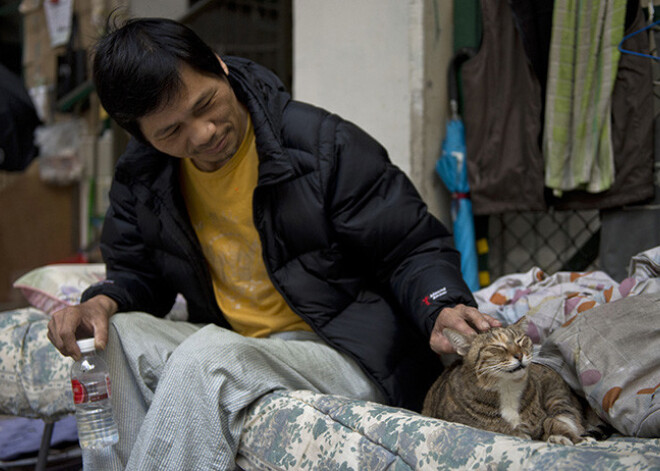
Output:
top-left (199, 134), bottom-right (227, 155)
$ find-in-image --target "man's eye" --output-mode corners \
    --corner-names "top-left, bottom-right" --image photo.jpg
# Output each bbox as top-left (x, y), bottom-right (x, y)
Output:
top-left (165, 126), bottom-right (180, 139)
top-left (198, 99), bottom-right (213, 113)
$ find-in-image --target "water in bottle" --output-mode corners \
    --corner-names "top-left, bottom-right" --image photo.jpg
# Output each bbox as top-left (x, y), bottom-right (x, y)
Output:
top-left (71, 338), bottom-right (119, 449)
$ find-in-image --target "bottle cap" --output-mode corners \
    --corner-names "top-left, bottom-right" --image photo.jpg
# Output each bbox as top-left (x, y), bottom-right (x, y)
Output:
top-left (76, 338), bottom-right (96, 353)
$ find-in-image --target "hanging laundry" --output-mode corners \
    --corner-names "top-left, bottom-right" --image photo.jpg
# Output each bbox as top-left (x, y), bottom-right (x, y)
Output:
top-left (461, 0), bottom-right (546, 215)
top-left (554, 1), bottom-right (655, 210)
top-left (543, 0), bottom-right (627, 195)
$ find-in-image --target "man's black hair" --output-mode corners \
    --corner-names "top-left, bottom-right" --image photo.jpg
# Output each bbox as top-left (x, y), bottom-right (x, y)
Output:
top-left (93, 16), bottom-right (226, 141)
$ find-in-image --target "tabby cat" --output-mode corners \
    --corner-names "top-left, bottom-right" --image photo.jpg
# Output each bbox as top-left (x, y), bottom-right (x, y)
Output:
top-left (422, 316), bottom-right (603, 444)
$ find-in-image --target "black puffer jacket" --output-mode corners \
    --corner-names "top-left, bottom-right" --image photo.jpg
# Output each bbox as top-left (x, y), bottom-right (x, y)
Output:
top-left (83, 56), bottom-right (475, 411)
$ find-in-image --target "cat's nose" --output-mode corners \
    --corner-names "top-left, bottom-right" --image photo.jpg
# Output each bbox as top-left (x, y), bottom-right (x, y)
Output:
top-left (514, 352), bottom-right (523, 361)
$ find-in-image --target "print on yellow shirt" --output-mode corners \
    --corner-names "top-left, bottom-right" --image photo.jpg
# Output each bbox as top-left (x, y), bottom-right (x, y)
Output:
top-left (180, 116), bottom-right (312, 337)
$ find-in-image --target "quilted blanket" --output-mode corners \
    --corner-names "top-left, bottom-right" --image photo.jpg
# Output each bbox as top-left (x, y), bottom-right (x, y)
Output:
top-left (237, 390), bottom-right (660, 471)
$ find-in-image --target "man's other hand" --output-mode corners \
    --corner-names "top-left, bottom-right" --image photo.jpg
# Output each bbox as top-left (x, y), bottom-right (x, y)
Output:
top-left (429, 304), bottom-right (501, 354)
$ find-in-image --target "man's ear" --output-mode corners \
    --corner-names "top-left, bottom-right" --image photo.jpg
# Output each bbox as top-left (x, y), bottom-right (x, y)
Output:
top-left (443, 329), bottom-right (473, 357)
top-left (216, 54), bottom-right (229, 75)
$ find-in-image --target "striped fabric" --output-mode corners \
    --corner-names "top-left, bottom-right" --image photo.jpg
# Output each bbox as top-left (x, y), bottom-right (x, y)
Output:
top-left (543, 0), bottom-right (627, 195)
top-left (81, 313), bottom-right (384, 471)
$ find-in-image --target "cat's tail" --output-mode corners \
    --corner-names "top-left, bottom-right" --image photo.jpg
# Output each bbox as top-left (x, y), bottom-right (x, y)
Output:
top-left (583, 419), bottom-right (616, 440)
top-left (582, 401), bottom-right (616, 440)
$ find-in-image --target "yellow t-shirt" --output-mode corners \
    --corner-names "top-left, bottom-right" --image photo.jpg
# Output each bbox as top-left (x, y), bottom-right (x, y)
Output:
top-left (180, 116), bottom-right (312, 337)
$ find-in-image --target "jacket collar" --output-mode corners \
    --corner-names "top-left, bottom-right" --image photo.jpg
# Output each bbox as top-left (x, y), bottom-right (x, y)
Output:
top-left (224, 56), bottom-right (296, 186)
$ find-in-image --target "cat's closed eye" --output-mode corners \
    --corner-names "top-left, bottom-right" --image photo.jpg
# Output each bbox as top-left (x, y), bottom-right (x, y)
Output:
top-left (483, 345), bottom-right (507, 354)
top-left (516, 337), bottom-right (532, 348)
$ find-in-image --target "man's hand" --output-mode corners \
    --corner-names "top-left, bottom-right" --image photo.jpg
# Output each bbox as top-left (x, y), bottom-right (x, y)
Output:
top-left (430, 304), bottom-right (501, 354)
top-left (47, 295), bottom-right (118, 360)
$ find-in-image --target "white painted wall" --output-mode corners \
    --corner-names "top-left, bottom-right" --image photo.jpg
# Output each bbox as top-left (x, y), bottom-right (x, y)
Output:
top-left (293, 0), bottom-right (453, 221)
top-left (293, 0), bottom-right (411, 175)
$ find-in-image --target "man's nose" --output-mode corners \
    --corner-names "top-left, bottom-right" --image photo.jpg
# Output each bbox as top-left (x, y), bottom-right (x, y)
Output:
top-left (189, 119), bottom-right (216, 148)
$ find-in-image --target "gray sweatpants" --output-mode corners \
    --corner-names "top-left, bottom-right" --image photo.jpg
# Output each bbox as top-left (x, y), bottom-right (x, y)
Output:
top-left (82, 313), bottom-right (385, 470)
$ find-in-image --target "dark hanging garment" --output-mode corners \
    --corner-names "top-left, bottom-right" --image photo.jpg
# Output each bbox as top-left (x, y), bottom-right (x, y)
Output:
top-left (553, 0), bottom-right (654, 210)
top-left (508, 0), bottom-right (555, 100)
top-left (0, 64), bottom-right (41, 171)
top-left (461, 0), bottom-right (546, 215)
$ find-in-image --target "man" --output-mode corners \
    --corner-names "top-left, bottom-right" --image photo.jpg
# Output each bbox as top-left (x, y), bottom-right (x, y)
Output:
top-left (48, 17), bottom-right (500, 470)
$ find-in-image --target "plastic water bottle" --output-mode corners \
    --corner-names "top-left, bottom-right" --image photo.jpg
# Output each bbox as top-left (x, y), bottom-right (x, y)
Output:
top-left (70, 338), bottom-right (119, 449)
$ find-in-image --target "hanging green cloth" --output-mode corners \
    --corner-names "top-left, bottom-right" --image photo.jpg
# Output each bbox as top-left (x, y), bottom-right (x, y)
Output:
top-left (543, 0), bottom-right (627, 196)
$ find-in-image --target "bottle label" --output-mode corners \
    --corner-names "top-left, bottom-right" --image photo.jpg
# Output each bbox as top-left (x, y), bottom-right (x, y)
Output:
top-left (71, 376), bottom-right (111, 404)
top-left (71, 379), bottom-right (87, 404)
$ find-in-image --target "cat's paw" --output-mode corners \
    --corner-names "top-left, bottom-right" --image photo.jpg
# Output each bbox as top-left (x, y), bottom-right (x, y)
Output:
top-left (547, 434), bottom-right (594, 445)
top-left (546, 434), bottom-right (573, 446)
top-left (512, 424), bottom-right (534, 440)
top-left (576, 435), bottom-right (597, 444)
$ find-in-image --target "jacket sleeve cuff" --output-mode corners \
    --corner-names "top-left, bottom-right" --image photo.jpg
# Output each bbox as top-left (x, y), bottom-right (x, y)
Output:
top-left (81, 281), bottom-right (129, 312)
top-left (422, 294), bottom-right (478, 338)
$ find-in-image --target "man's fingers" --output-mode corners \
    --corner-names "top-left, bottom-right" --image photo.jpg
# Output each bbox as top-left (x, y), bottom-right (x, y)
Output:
top-left (429, 329), bottom-right (454, 355)
top-left (437, 306), bottom-right (480, 335)
top-left (431, 304), bottom-right (503, 355)
top-left (62, 330), bottom-right (81, 359)
top-left (47, 318), bottom-right (63, 351)
top-left (62, 315), bottom-right (81, 357)
top-left (462, 307), bottom-right (498, 331)
top-left (91, 315), bottom-right (109, 350)
top-left (483, 312), bottom-right (502, 328)
top-left (48, 306), bottom-right (83, 358)
top-left (439, 305), bottom-right (501, 333)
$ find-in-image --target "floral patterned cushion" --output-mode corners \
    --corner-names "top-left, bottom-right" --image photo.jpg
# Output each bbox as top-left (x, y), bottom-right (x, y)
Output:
top-left (0, 307), bottom-right (73, 421)
top-left (12, 263), bottom-right (188, 320)
top-left (237, 390), bottom-right (660, 470)
top-left (12, 264), bottom-right (106, 314)
top-left (535, 292), bottom-right (660, 438)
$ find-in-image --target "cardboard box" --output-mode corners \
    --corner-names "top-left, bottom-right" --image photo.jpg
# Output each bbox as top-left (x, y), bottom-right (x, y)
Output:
top-left (0, 161), bottom-right (79, 310)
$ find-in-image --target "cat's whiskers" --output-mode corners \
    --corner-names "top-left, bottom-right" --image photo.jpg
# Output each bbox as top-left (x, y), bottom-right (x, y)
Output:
top-left (477, 362), bottom-right (516, 377)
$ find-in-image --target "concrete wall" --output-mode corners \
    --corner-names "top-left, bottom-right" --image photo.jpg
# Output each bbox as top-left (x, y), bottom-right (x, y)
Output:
top-left (293, 0), bottom-right (453, 222)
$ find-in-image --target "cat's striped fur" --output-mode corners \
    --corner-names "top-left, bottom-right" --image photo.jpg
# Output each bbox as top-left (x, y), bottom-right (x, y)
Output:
top-left (422, 317), bottom-right (599, 444)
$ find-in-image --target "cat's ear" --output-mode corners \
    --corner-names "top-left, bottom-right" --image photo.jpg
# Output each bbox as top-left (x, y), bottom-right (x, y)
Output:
top-left (444, 329), bottom-right (473, 357)
top-left (512, 315), bottom-right (529, 334)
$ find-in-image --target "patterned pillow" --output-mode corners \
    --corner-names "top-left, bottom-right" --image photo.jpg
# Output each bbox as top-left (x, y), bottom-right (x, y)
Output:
top-left (12, 263), bottom-right (189, 320)
top-left (12, 264), bottom-right (106, 314)
top-left (535, 292), bottom-right (660, 437)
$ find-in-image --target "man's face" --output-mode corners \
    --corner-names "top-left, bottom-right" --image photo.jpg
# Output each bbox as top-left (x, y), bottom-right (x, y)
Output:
top-left (138, 60), bottom-right (248, 172)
